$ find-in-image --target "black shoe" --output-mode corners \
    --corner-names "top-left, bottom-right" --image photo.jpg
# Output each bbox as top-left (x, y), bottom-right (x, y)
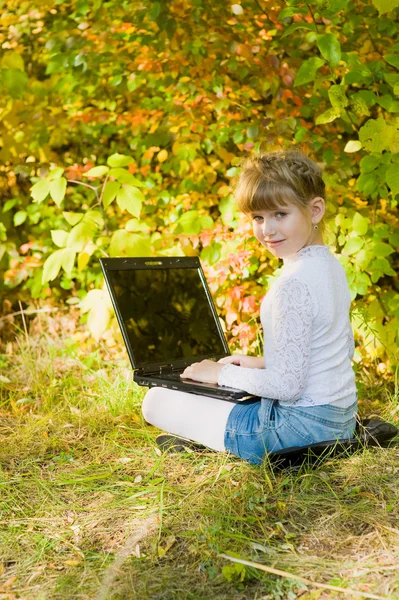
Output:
top-left (269, 418), bottom-right (398, 469)
top-left (356, 418), bottom-right (398, 445)
top-left (156, 434), bottom-right (207, 454)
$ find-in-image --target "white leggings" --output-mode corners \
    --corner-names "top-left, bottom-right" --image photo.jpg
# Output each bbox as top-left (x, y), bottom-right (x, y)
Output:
top-left (142, 387), bottom-right (235, 451)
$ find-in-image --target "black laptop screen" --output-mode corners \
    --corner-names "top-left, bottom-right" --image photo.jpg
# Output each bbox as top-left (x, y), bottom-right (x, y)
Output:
top-left (106, 268), bottom-right (227, 365)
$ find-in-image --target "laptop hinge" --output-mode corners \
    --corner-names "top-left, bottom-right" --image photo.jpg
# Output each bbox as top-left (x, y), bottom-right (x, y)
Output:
top-left (136, 364), bottom-right (180, 376)
top-left (159, 364), bottom-right (174, 374)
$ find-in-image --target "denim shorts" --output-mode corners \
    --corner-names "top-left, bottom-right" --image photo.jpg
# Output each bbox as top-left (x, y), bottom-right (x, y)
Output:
top-left (224, 397), bottom-right (358, 465)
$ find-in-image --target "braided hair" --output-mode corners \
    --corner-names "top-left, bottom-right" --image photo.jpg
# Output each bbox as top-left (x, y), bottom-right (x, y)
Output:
top-left (233, 151), bottom-right (326, 229)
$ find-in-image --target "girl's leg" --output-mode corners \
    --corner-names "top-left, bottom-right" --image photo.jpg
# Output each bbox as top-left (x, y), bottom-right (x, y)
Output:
top-left (142, 387), bottom-right (235, 452)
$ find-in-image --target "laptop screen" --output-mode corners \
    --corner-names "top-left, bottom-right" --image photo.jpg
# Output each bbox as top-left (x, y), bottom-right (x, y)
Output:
top-left (106, 267), bottom-right (227, 366)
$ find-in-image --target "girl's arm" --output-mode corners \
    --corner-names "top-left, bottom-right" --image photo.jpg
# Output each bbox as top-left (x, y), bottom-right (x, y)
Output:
top-left (218, 355), bottom-right (265, 369)
top-left (218, 278), bottom-right (314, 402)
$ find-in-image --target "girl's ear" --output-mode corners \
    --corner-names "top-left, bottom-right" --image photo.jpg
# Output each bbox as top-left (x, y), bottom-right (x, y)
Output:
top-left (310, 196), bottom-right (325, 224)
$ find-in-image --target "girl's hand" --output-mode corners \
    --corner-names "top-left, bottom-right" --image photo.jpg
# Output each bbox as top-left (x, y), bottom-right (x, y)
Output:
top-left (180, 359), bottom-right (224, 384)
top-left (218, 355), bottom-right (265, 369)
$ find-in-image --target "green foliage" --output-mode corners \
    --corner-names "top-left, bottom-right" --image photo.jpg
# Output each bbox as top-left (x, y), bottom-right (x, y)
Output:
top-left (316, 33), bottom-right (341, 67)
top-left (0, 0), bottom-right (398, 370)
top-left (294, 57), bottom-right (325, 87)
top-left (222, 560), bottom-right (247, 584)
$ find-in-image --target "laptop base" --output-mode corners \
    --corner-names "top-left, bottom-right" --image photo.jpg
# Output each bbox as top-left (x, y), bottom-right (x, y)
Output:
top-left (135, 373), bottom-right (256, 403)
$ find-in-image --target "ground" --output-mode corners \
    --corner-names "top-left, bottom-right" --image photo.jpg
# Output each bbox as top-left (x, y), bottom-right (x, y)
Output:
top-left (0, 314), bottom-right (398, 600)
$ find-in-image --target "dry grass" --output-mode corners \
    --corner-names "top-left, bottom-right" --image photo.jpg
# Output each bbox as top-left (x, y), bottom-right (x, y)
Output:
top-left (0, 321), bottom-right (398, 599)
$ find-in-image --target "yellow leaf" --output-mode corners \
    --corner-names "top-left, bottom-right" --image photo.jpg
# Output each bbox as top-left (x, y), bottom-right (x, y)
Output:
top-left (192, 158), bottom-right (206, 173)
top-left (158, 535), bottom-right (176, 557)
top-left (344, 140), bottom-right (362, 153)
top-left (77, 241), bottom-right (97, 270)
top-left (179, 160), bottom-right (190, 176)
top-left (359, 39), bottom-right (373, 54)
top-left (64, 560), bottom-right (81, 567)
top-left (216, 147), bottom-right (235, 164)
top-left (78, 252), bottom-right (90, 271)
top-left (157, 149), bottom-right (168, 163)
top-left (38, 147), bottom-right (47, 163)
top-left (218, 185), bottom-right (231, 197)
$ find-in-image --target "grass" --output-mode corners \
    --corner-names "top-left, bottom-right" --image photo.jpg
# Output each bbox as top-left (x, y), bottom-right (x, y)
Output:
top-left (0, 319), bottom-right (399, 599)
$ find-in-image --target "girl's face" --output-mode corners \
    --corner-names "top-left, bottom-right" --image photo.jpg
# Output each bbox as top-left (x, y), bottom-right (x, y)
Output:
top-left (251, 200), bottom-right (324, 259)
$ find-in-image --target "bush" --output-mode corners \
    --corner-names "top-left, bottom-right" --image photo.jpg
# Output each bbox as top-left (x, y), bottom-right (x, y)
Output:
top-left (0, 0), bottom-right (398, 372)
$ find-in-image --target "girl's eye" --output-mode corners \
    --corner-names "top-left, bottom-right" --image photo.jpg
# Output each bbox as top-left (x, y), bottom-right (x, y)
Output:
top-left (252, 212), bottom-right (286, 221)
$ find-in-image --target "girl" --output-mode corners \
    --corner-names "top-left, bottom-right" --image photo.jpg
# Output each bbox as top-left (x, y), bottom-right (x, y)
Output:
top-left (142, 151), bottom-right (358, 465)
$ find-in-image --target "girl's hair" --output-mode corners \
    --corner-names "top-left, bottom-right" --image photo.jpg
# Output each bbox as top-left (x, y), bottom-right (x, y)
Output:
top-left (234, 151), bottom-right (326, 217)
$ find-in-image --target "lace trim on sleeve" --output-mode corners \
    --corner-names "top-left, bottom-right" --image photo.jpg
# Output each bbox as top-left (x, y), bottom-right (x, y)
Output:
top-left (218, 278), bottom-right (314, 402)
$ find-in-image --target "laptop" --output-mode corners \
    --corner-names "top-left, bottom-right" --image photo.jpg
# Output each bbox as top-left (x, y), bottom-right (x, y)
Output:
top-left (100, 256), bottom-right (254, 402)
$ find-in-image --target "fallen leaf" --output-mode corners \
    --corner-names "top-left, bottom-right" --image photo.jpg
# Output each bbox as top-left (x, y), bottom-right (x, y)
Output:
top-left (114, 481), bottom-right (135, 487)
top-left (2, 576), bottom-right (17, 589)
top-left (158, 535), bottom-right (176, 557)
top-left (26, 564), bottom-right (46, 584)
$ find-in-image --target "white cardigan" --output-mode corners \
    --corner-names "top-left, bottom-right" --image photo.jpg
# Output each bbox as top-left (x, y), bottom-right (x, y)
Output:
top-left (218, 245), bottom-right (357, 407)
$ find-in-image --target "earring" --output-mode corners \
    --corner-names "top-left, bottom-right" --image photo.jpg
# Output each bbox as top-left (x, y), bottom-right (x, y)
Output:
top-left (314, 225), bottom-right (318, 230)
